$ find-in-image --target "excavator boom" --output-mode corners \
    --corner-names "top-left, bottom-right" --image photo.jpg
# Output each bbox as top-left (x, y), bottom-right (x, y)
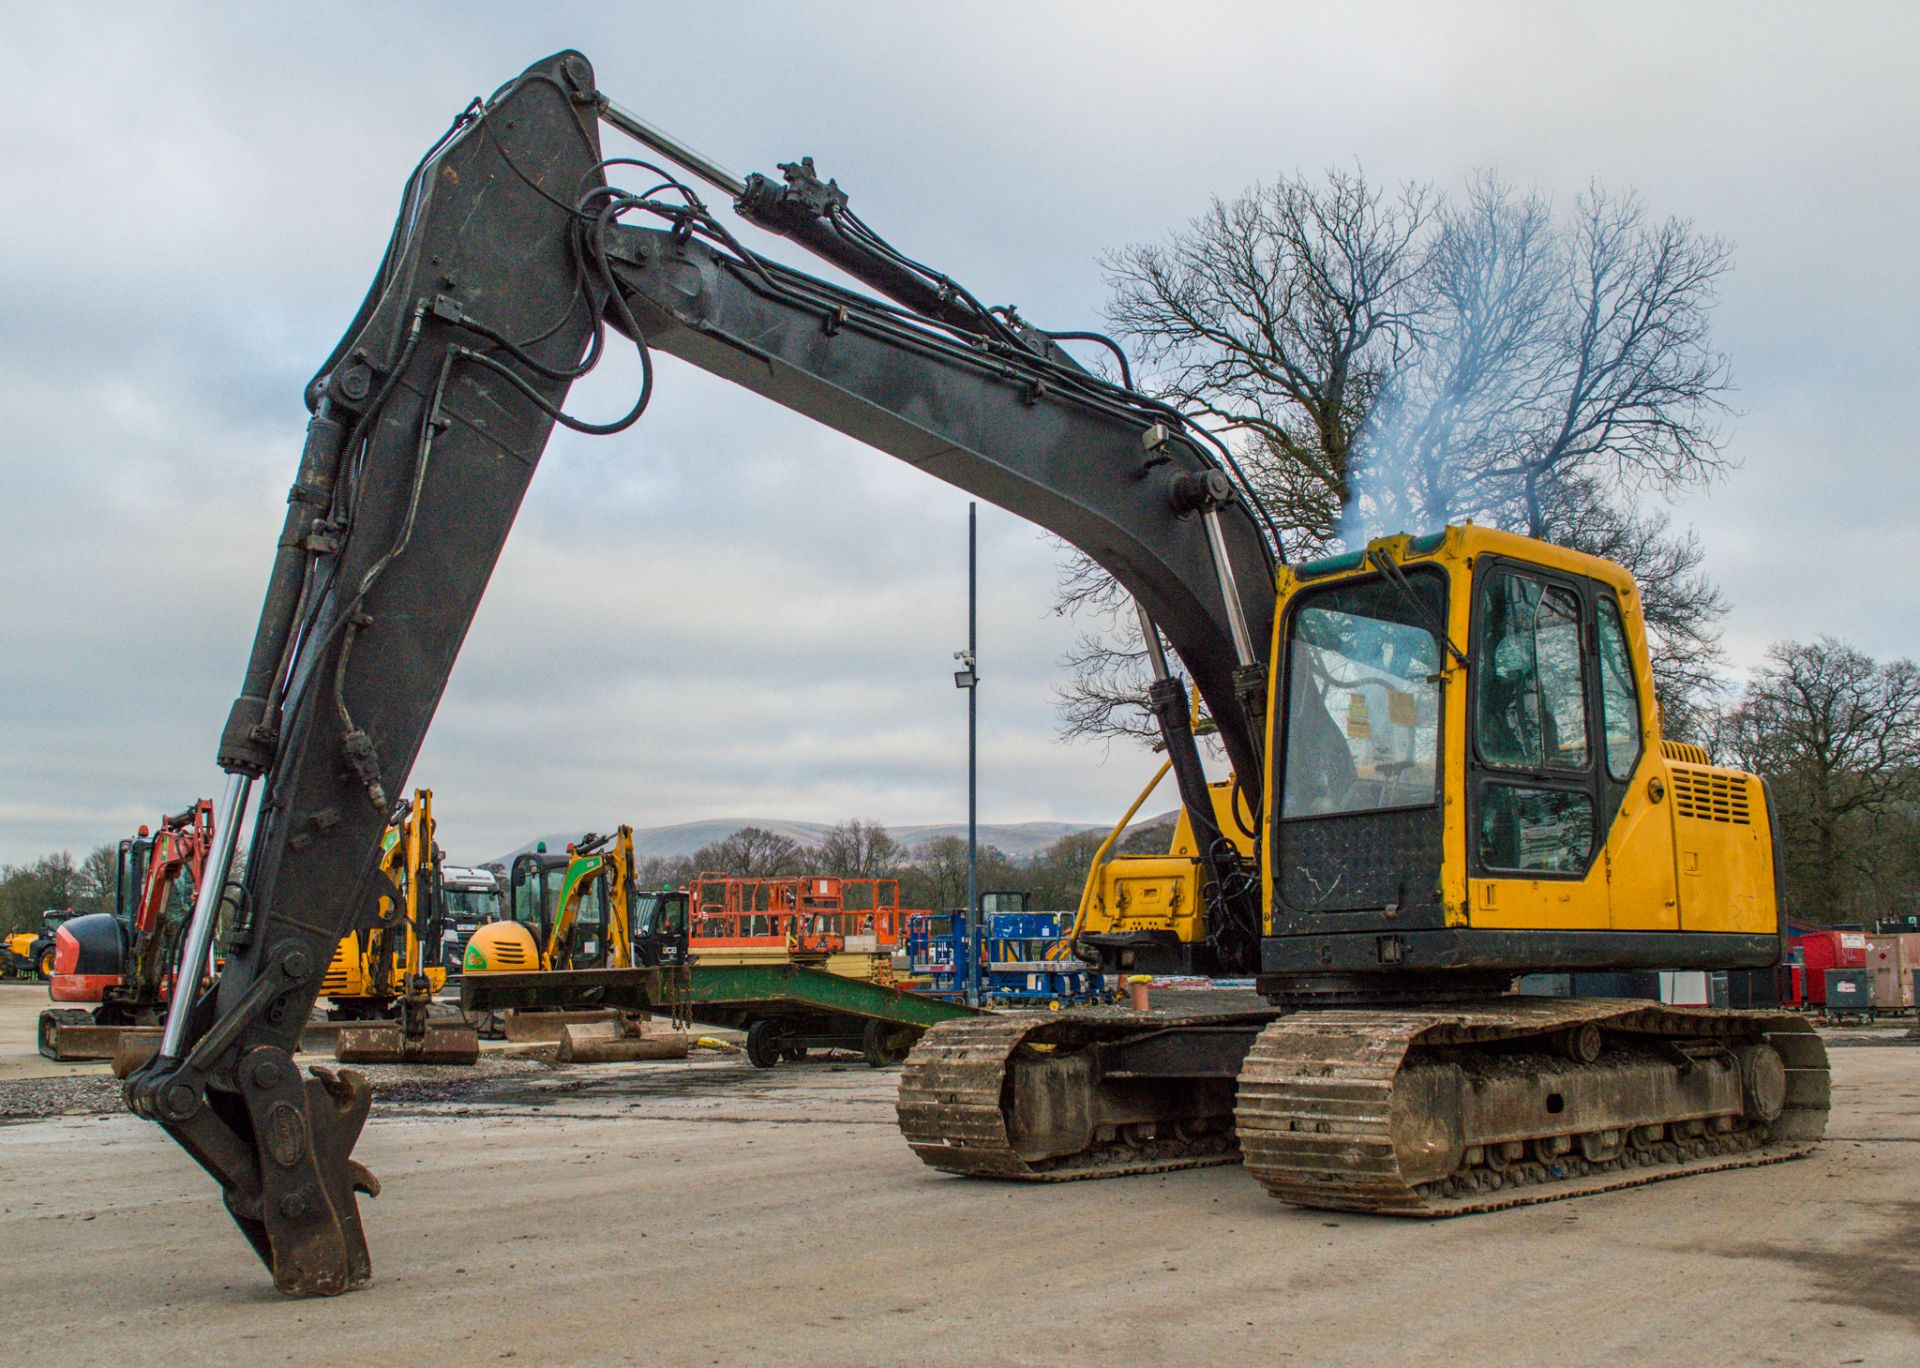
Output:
top-left (127, 51), bottom-right (1274, 1294)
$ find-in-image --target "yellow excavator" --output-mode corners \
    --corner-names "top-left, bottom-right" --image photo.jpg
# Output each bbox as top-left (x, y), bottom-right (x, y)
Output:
top-left (129, 52), bottom-right (1825, 1294)
top-left (463, 827), bottom-right (639, 976)
top-left (985, 524), bottom-right (1821, 1209)
top-left (323, 790), bottom-right (478, 1064)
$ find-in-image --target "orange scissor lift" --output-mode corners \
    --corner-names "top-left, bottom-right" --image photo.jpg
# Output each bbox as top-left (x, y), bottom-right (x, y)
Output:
top-left (688, 874), bottom-right (912, 982)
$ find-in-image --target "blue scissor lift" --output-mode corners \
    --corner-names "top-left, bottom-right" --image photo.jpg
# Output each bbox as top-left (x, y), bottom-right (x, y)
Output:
top-left (905, 895), bottom-right (1106, 1007)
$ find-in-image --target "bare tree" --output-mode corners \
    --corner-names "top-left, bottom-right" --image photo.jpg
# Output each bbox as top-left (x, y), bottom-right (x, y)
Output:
top-left (635, 854), bottom-right (696, 889)
top-left (1061, 169), bottom-right (1735, 749)
top-left (817, 820), bottom-right (902, 879)
top-left (1104, 169), bottom-right (1434, 554)
top-left (1535, 476), bottom-right (1728, 742)
top-left (1725, 639), bottom-right (1920, 923)
top-left (1349, 175), bottom-right (1561, 537)
top-left (80, 842), bottom-right (120, 912)
top-left (898, 836), bottom-right (1019, 912)
top-left (1508, 189), bottom-right (1734, 534)
top-left (0, 851), bottom-right (93, 934)
top-left (690, 825), bottom-right (806, 878)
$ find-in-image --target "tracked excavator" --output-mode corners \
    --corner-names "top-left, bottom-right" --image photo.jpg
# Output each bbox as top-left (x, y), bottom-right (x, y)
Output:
top-left (39, 802), bottom-right (215, 1063)
top-left (127, 51), bottom-right (1827, 1296)
top-left (462, 827), bottom-right (643, 975)
top-left (323, 789), bottom-right (478, 1065)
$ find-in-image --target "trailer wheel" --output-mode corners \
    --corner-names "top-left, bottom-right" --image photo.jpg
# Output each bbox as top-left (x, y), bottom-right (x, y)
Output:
top-left (745, 1020), bottom-right (785, 1069)
top-left (861, 1019), bottom-right (916, 1068)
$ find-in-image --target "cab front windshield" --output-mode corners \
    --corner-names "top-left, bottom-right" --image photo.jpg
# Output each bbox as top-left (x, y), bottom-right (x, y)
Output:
top-left (1281, 574), bottom-right (1443, 817)
top-left (511, 860), bottom-right (568, 930)
top-left (442, 888), bottom-right (498, 925)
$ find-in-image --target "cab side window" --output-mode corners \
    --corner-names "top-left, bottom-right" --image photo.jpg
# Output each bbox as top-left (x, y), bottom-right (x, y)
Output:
top-left (1475, 573), bottom-right (1589, 771)
top-left (1596, 597), bottom-right (1641, 781)
top-left (1473, 569), bottom-right (1595, 876)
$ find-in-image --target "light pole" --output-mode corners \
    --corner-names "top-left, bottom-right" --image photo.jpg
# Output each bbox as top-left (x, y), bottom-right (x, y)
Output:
top-left (952, 502), bottom-right (979, 1006)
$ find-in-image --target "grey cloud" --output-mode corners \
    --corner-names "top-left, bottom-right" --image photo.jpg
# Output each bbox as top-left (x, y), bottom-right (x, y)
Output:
top-left (2, 2), bottom-right (1914, 861)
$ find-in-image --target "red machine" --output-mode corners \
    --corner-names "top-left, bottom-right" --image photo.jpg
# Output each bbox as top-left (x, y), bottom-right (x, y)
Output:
top-left (688, 874), bottom-right (913, 954)
top-left (40, 802), bottom-right (216, 1060)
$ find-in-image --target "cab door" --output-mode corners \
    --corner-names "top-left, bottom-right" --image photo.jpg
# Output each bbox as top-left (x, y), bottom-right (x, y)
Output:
top-left (1594, 595), bottom-right (1679, 931)
top-left (1465, 562), bottom-right (1608, 930)
top-left (568, 880), bottom-right (609, 967)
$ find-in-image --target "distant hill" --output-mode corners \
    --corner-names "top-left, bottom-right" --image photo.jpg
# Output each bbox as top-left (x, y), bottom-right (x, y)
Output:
top-left (492, 815), bottom-right (1173, 866)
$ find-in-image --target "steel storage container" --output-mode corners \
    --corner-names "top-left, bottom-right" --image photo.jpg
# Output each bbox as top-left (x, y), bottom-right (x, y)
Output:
top-left (1824, 968), bottom-right (1874, 1019)
top-left (1794, 930), bottom-right (1871, 1005)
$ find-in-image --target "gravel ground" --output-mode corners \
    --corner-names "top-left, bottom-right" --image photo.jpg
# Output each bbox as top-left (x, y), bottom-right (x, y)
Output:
top-left (4, 1034), bottom-right (1918, 1367)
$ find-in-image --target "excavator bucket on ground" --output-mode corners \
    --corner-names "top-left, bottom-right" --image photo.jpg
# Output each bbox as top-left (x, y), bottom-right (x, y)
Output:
top-left (333, 1019), bottom-right (480, 1066)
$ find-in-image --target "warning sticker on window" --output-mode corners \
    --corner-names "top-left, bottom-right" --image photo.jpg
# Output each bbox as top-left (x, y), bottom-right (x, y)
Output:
top-left (1346, 694), bottom-right (1371, 739)
top-left (1388, 689), bottom-right (1416, 727)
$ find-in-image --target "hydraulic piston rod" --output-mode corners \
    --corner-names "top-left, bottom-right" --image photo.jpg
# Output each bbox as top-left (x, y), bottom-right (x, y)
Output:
top-left (158, 771), bottom-right (250, 1060)
top-left (1201, 506), bottom-right (1257, 668)
top-left (597, 96), bottom-right (748, 200)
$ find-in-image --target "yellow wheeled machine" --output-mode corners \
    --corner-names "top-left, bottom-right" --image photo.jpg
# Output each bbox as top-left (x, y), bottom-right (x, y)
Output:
top-left (327, 790), bottom-right (478, 1065)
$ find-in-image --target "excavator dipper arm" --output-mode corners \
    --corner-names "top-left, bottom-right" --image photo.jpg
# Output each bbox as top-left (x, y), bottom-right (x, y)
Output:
top-left (126, 50), bottom-right (1275, 1295)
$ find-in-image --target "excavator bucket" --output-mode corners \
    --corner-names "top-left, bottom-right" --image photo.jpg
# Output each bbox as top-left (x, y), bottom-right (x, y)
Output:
top-left (332, 1021), bottom-right (480, 1066)
top-left (38, 1010), bottom-right (164, 1066)
top-left (111, 1029), bottom-right (164, 1078)
top-left (555, 1015), bottom-right (691, 1063)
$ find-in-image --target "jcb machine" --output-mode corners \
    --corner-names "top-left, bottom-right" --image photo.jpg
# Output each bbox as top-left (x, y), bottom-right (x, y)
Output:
top-left (128, 52), bottom-right (1826, 1295)
top-left (462, 828), bottom-right (647, 975)
top-left (39, 803), bottom-right (215, 1061)
top-left (325, 789), bottom-right (478, 1065)
top-left (321, 794), bottom-right (447, 1018)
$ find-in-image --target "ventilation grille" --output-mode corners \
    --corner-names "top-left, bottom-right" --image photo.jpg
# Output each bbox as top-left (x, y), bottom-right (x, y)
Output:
top-left (491, 942), bottom-right (535, 968)
top-left (1661, 740), bottom-right (1712, 766)
top-left (1670, 766), bottom-right (1752, 824)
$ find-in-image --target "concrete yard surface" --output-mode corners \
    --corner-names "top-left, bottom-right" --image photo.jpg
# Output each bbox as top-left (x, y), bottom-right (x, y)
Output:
top-left (1, 1014), bottom-right (1916, 1367)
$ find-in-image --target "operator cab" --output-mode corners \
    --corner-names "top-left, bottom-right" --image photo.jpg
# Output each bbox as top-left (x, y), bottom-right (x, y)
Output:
top-left (507, 846), bottom-right (610, 969)
top-left (630, 889), bottom-right (690, 967)
top-left (1264, 525), bottom-right (1779, 998)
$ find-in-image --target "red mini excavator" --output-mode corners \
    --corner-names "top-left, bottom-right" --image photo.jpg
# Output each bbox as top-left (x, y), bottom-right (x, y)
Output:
top-left (40, 801), bottom-right (216, 1066)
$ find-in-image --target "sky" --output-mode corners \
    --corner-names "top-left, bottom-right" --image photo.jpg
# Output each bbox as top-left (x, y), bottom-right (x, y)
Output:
top-left (1, 2), bottom-right (1915, 865)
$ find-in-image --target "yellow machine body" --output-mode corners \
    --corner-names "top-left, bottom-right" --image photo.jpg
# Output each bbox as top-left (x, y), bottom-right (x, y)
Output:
top-left (465, 826), bottom-right (638, 973)
top-left (323, 793), bottom-right (448, 1010)
top-left (1260, 525), bottom-right (1777, 945)
top-left (1075, 774), bottom-right (1253, 956)
top-left (1072, 525), bottom-right (1779, 971)
top-left (462, 920), bottom-right (542, 974)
